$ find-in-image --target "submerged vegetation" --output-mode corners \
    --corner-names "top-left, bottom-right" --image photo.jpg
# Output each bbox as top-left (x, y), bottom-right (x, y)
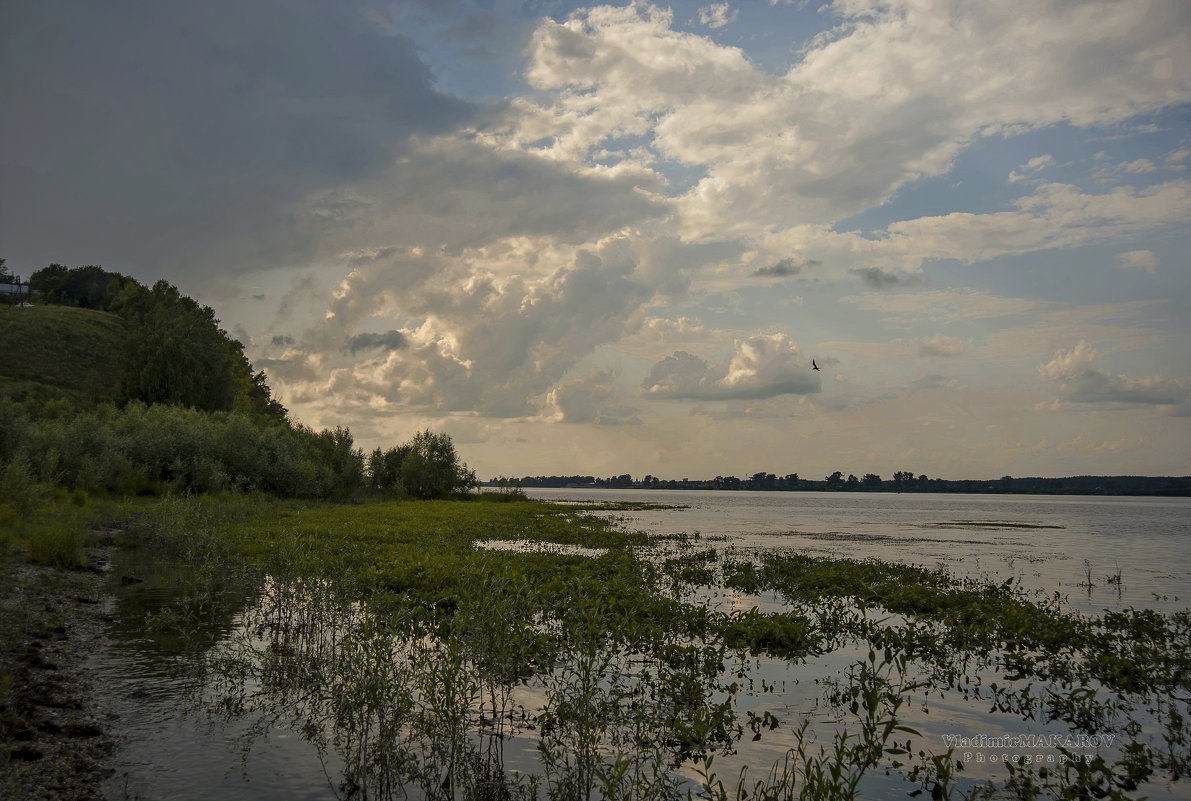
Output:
top-left (67, 493), bottom-right (1188, 800)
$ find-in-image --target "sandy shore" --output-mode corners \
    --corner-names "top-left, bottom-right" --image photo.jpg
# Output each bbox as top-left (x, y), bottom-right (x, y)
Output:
top-left (1, 540), bottom-right (117, 800)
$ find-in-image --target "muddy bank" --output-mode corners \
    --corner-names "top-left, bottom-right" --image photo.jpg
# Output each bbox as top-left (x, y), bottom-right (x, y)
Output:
top-left (1, 540), bottom-right (116, 801)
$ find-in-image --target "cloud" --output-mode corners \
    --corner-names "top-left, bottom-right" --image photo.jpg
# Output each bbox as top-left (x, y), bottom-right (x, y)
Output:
top-left (271, 335), bottom-right (296, 348)
top-left (1094, 156), bottom-right (1160, 181)
top-left (272, 238), bottom-right (657, 419)
top-left (548, 369), bottom-right (640, 425)
top-left (323, 133), bottom-right (669, 253)
top-left (918, 335), bottom-right (970, 357)
top-left (699, 4), bottom-right (737, 29)
top-left (512, 0), bottom-right (1191, 243)
top-left (1165, 148), bottom-right (1191, 168)
top-left (0, 0), bottom-right (471, 277)
top-left (843, 289), bottom-right (1040, 323)
top-left (870, 181), bottom-right (1191, 267)
top-left (641, 333), bottom-right (820, 400)
top-left (1038, 340), bottom-right (1188, 406)
top-left (1008, 154), bottom-right (1055, 183)
top-left (851, 267), bottom-right (927, 289)
top-left (753, 258), bottom-right (819, 278)
top-left (344, 330), bottom-right (408, 355)
top-left (754, 176), bottom-right (1191, 283)
top-left (1117, 250), bottom-right (1158, 273)
top-left (909, 373), bottom-right (956, 392)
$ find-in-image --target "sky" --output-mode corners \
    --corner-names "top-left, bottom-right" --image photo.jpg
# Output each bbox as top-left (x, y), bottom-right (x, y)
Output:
top-left (3, 0), bottom-right (1190, 481)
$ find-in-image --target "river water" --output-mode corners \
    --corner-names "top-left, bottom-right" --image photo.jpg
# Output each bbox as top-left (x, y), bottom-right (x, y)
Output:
top-left (93, 491), bottom-right (1191, 800)
top-left (524, 489), bottom-right (1191, 616)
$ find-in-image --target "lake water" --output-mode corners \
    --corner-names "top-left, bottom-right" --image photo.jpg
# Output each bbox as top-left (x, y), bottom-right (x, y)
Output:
top-left (524, 489), bottom-right (1191, 616)
top-left (93, 491), bottom-right (1191, 800)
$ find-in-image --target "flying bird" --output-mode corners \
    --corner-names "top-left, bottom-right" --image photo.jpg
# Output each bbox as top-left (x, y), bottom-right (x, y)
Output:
top-left (812, 359), bottom-right (820, 371)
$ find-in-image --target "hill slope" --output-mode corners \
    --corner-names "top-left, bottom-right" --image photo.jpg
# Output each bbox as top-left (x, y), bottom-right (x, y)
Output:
top-left (0, 305), bottom-right (127, 406)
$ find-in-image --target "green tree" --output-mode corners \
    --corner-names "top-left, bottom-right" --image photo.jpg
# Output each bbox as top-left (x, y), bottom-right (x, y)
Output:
top-left (113, 279), bottom-right (286, 423)
top-left (367, 444), bottom-right (410, 493)
top-left (298, 424), bottom-right (364, 499)
top-left (398, 430), bottom-right (477, 499)
top-left (29, 263), bottom-right (135, 310)
top-left (117, 281), bottom-right (238, 410)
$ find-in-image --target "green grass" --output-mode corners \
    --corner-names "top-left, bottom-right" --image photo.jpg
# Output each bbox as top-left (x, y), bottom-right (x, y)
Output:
top-left (0, 304), bottom-right (126, 405)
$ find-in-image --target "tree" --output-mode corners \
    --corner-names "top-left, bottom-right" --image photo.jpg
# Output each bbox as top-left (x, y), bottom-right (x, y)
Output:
top-left (367, 444), bottom-right (410, 492)
top-left (398, 430), bottom-right (477, 499)
top-left (29, 263), bottom-right (136, 309)
top-left (298, 425), bottom-right (365, 498)
top-left (114, 279), bottom-right (284, 420)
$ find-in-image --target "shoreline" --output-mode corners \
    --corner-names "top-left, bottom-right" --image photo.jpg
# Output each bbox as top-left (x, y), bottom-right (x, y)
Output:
top-left (1, 538), bottom-right (117, 800)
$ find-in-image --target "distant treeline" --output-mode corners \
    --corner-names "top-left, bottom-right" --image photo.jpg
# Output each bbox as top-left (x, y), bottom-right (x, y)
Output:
top-left (2, 263), bottom-right (476, 502)
top-left (495, 471), bottom-right (1191, 496)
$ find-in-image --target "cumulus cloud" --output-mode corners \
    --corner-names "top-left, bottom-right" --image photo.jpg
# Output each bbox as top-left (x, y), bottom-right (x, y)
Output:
top-left (270, 238), bottom-right (657, 419)
top-left (510, 0), bottom-right (1191, 242)
top-left (641, 333), bottom-right (820, 400)
top-left (326, 134), bottom-right (669, 253)
top-left (548, 369), bottom-right (641, 425)
top-left (1038, 341), bottom-right (1188, 406)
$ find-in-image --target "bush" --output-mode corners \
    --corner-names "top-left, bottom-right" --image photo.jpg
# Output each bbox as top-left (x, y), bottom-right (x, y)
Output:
top-left (0, 457), bottom-right (49, 516)
top-left (26, 516), bottom-right (88, 569)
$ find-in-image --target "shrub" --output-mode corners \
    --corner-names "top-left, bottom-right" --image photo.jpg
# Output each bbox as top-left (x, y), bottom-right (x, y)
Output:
top-left (0, 457), bottom-right (49, 516)
top-left (26, 517), bottom-right (88, 569)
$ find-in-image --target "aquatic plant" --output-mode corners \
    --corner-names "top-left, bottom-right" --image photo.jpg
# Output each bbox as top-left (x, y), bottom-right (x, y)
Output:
top-left (110, 495), bottom-right (1191, 800)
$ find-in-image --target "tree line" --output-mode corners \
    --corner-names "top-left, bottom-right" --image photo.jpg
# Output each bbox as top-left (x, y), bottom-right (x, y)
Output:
top-left (496, 471), bottom-right (1191, 496)
top-left (2, 263), bottom-right (477, 502)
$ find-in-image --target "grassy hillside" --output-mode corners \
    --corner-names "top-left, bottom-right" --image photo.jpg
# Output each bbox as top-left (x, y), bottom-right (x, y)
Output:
top-left (0, 304), bottom-right (127, 406)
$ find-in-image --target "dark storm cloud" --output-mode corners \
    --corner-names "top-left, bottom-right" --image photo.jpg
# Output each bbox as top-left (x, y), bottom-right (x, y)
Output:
top-left (0, 0), bottom-right (470, 278)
